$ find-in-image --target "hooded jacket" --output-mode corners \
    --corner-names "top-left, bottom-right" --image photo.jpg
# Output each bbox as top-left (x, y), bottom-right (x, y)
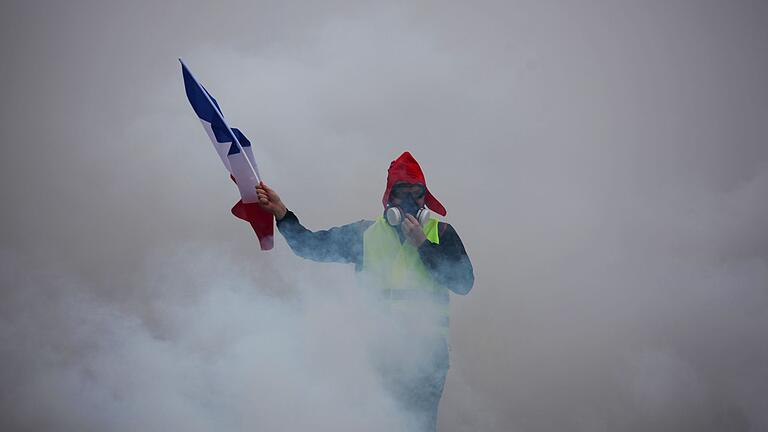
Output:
top-left (381, 151), bottom-right (446, 217)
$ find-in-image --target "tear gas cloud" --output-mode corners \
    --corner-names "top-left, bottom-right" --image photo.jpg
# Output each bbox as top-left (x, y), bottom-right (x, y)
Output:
top-left (1, 1), bottom-right (767, 431)
top-left (0, 246), bottom-right (441, 431)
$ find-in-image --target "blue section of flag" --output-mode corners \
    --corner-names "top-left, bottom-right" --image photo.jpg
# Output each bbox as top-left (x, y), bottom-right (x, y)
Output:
top-left (232, 128), bottom-right (250, 148)
top-left (230, 128), bottom-right (251, 155)
top-left (180, 59), bottom-right (251, 157)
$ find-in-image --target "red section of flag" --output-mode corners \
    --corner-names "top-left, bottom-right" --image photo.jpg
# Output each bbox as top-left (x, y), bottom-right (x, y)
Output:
top-left (229, 174), bottom-right (273, 251)
top-left (231, 200), bottom-right (274, 250)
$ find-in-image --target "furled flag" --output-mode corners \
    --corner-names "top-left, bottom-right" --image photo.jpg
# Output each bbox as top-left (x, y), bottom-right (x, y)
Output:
top-left (180, 59), bottom-right (274, 250)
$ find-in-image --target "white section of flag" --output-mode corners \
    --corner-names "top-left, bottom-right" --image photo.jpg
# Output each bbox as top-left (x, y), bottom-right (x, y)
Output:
top-left (199, 119), bottom-right (261, 203)
top-left (228, 153), bottom-right (260, 203)
top-left (200, 120), bottom-right (232, 172)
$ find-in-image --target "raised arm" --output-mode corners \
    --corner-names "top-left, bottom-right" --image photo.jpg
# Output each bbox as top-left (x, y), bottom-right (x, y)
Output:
top-left (276, 211), bottom-right (373, 266)
top-left (256, 182), bottom-right (373, 267)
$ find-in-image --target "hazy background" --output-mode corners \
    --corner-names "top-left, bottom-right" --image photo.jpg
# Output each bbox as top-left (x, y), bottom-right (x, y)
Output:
top-left (2, 1), bottom-right (767, 431)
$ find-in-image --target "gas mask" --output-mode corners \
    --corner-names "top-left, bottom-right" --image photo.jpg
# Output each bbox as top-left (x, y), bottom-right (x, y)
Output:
top-left (385, 193), bottom-right (431, 226)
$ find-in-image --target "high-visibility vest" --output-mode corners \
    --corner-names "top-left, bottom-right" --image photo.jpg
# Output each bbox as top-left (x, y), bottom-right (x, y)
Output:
top-left (362, 217), bottom-right (450, 334)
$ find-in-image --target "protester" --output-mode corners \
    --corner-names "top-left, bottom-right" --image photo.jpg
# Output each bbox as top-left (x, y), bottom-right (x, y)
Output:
top-left (256, 151), bottom-right (474, 431)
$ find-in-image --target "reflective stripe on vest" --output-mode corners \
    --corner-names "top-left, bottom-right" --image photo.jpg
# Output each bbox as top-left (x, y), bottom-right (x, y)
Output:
top-left (362, 216), bottom-right (450, 331)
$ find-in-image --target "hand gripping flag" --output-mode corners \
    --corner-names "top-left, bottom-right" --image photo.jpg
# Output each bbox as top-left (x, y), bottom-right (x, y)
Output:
top-left (180, 59), bottom-right (274, 250)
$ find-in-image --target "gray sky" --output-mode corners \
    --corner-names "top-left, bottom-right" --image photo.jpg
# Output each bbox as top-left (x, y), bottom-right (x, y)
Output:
top-left (2, 1), bottom-right (768, 431)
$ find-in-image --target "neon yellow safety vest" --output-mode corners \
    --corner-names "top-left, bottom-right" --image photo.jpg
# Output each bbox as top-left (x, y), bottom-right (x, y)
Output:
top-left (362, 216), bottom-right (450, 334)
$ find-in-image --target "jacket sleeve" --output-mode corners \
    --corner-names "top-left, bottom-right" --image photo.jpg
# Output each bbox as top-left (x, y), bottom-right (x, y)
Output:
top-left (276, 210), bottom-right (373, 269)
top-left (417, 223), bottom-right (475, 295)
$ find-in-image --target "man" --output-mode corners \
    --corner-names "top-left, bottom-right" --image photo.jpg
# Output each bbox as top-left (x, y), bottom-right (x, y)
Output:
top-left (255, 151), bottom-right (474, 431)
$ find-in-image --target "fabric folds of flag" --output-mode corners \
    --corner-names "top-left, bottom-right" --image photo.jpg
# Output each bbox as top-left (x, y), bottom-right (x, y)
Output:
top-left (180, 59), bottom-right (274, 250)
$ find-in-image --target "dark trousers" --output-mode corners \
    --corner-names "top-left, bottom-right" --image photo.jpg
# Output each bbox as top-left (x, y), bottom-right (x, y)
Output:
top-left (378, 337), bottom-right (450, 432)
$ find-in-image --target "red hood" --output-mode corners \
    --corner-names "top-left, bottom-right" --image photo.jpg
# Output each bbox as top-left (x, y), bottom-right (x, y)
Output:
top-left (382, 151), bottom-right (446, 216)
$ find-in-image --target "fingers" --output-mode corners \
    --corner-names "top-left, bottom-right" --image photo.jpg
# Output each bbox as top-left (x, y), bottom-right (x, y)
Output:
top-left (402, 215), bottom-right (418, 233)
top-left (255, 182), bottom-right (284, 216)
top-left (260, 181), bottom-right (276, 194)
top-left (256, 182), bottom-right (275, 202)
top-left (401, 216), bottom-right (426, 247)
top-left (402, 217), bottom-right (418, 237)
top-left (256, 187), bottom-right (271, 206)
top-left (401, 215), bottom-right (413, 228)
top-left (257, 181), bottom-right (281, 202)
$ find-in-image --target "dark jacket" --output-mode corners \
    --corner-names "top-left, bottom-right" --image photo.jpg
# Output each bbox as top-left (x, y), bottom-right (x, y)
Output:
top-left (276, 210), bottom-right (474, 295)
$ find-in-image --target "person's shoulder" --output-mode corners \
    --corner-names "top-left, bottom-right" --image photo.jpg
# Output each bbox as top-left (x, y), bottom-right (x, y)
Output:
top-left (347, 219), bottom-right (375, 231)
top-left (437, 221), bottom-right (451, 236)
top-left (437, 221), bottom-right (465, 239)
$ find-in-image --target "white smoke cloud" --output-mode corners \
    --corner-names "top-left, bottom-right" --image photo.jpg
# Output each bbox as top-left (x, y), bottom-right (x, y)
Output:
top-left (0, 246), bottom-right (431, 431)
top-left (1, 1), bottom-right (768, 431)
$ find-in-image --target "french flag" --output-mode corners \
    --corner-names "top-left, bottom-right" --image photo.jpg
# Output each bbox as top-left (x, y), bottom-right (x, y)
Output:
top-left (180, 59), bottom-right (274, 250)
